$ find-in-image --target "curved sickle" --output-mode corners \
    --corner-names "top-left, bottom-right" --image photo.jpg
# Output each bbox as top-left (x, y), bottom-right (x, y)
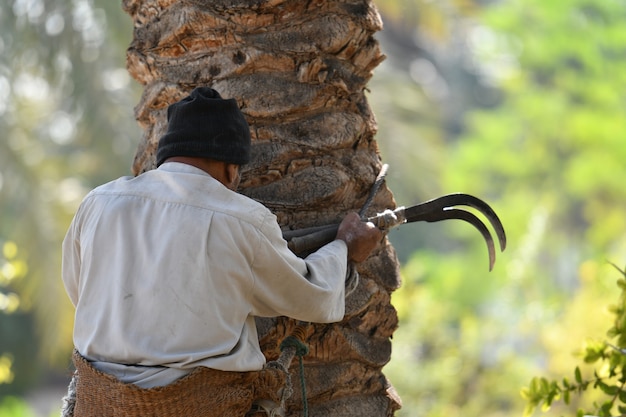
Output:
top-left (283, 193), bottom-right (507, 271)
top-left (421, 208), bottom-right (497, 271)
top-left (403, 193), bottom-right (507, 252)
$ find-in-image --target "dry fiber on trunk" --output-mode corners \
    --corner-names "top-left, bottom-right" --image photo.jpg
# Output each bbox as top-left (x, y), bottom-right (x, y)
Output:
top-left (123, 0), bottom-right (402, 415)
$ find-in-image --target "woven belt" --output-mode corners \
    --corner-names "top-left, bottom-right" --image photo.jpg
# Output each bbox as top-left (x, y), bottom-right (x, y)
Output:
top-left (70, 350), bottom-right (286, 417)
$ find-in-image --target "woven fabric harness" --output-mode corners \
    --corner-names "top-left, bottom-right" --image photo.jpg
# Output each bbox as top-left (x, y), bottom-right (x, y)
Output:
top-left (65, 350), bottom-right (287, 417)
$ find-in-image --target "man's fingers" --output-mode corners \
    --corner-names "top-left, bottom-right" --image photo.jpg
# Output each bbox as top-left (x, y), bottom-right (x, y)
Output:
top-left (336, 213), bottom-right (383, 263)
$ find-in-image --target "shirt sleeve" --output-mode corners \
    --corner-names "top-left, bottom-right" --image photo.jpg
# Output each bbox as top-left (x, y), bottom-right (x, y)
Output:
top-left (62, 211), bottom-right (82, 307)
top-left (248, 212), bottom-right (348, 323)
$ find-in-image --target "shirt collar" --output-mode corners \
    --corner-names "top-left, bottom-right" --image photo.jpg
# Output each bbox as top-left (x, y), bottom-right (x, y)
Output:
top-left (157, 162), bottom-right (212, 177)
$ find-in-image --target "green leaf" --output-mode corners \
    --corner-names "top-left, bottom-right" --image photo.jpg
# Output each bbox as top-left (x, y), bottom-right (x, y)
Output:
top-left (584, 342), bottom-right (606, 363)
top-left (523, 402), bottom-right (536, 417)
top-left (575, 367), bottom-right (583, 384)
top-left (597, 380), bottom-right (619, 395)
top-left (540, 377), bottom-right (550, 394)
top-left (600, 400), bottom-right (613, 416)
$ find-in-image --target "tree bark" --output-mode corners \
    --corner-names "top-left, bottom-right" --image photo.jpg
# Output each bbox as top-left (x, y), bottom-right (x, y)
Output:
top-left (122, 0), bottom-right (402, 415)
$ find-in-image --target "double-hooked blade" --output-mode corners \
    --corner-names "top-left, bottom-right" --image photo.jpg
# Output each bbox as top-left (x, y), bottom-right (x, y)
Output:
top-left (391, 193), bottom-right (507, 271)
top-left (283, 193), bottom-right (506, 271)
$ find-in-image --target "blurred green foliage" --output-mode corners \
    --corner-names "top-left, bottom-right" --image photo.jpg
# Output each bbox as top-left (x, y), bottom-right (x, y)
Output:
top-left (374, 0), bottom-right (626, 416)
top-left (522, 264), bottom-right (626, 417)
top-left (0, 0), bottom-right (141, 399)
top-left (0, 396), bottom-right (35, 417)
top-left (0, 241), bottom-right (39, 396)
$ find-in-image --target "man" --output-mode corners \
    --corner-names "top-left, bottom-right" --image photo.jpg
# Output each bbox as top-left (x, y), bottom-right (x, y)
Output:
top-left (62, 87), bottom-right (382, 415)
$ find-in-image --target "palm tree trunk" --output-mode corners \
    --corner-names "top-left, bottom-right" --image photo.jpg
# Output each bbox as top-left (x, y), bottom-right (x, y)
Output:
top-left (122, 0), bottom-right (402, 415)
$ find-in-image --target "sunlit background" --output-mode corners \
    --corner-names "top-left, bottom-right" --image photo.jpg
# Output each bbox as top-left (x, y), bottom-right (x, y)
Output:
top-left (1, 0), bottom-right (625, 416)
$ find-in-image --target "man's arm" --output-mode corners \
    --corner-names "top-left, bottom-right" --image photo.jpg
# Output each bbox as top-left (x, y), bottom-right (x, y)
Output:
top-left (247, 211), bottom-right (382, 323)
top-left (61, 216), bottom-right (81, 306)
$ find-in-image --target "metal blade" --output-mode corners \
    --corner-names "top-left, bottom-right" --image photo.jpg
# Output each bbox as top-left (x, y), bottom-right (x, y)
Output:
top-left (403, 193), bottom-right (507, 252)
top-left (422, 208), bottom-right (497, 271)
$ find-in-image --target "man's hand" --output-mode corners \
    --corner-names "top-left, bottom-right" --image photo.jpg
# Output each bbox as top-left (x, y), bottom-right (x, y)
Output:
top-left (336, 212), bottom-right (383, 263)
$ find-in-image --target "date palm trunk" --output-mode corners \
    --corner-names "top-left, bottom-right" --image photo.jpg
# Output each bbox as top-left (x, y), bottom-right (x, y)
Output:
top-left (122, 0), bottom-right (402, 415)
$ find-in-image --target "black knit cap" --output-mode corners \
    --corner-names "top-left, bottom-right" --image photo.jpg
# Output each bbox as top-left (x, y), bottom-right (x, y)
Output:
top-left (156, 87), bottom-right (251, 167)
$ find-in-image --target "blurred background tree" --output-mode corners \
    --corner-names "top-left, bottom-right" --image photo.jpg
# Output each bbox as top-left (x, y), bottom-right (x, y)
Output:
top-left (0, 0), bottom-right (141, 406)
top-left (1, 0), bottom-right (624, 416)
top-left (375, 0), bottom-right (626, 416)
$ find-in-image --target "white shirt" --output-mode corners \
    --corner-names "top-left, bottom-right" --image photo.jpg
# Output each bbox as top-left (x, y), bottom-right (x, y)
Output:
top-left (62, 162), bottom-right (347, 387)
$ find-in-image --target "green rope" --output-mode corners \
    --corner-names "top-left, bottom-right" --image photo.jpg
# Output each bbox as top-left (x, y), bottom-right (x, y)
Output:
top-left (280, 336), bottom-right (309, 417)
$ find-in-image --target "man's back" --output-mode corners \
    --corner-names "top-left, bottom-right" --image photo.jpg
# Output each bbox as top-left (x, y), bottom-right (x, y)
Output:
top-left (63, 162), bottom-right (348, 387)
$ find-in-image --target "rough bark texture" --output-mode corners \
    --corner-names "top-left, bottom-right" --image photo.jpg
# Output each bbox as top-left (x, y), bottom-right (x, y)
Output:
top-left (123, 0), bottom-right (402, 415)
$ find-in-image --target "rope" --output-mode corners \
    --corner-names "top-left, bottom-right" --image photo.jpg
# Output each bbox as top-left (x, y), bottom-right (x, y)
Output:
top-left (61, 371), bottom-right (77, 417)
top-left (280, 335), bottom-right (309, 357)
top-left (359, 163), bottom-right (388, 217)
top-left (372, 208), bottom-right (402, 230)
top-left (296, 351), bottom-right (307, 417)
top-left (345, 264), bottom-right (360, 297)
top-left (257, 165), bottom-right (389, 415)
top-left (279, 328), bottom-right (310, 417)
